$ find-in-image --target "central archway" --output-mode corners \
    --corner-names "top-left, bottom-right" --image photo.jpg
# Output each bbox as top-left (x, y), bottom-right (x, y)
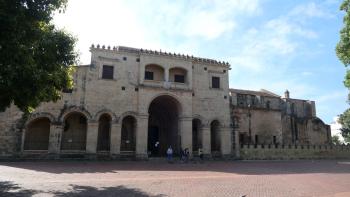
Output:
top-left (148, 95), bottom-right (181, 157)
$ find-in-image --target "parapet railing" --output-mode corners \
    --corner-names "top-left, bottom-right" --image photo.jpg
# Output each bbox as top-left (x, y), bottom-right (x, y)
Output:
top-left (240, 144), bottom-right (350, 151)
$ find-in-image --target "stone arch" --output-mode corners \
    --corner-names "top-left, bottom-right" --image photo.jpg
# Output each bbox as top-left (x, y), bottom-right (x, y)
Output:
top-left (192, 114), bottom-right (207, 126)
top-left (97, 113), bottom-right (112, 151)
top-left (120, 115), bottom-right (137, 152)
top-left (59, 106), bottom-right (92, 123)
top-left (192, 118), bottom-right (203, 153)
top-left (210, 119), bottom-right (221, 155)
top-left (147, 94), bottom-right (182, 156)
top-left (23, 117), bottom-right (51, 151)
top-left (119, 111), bottom-right (138, 123)
top-left (169, 67), bottom-right (188, 83)
top-left (94, 109), bottom-right (117, 123)
top-left (144, 64), bottom-right (165, 81)
top-left (147, 93), bottom-right (183, 115)
top-left (61, 111), bottom-right (88, 151)
top-left (25, 112), bottom-right (55, 127)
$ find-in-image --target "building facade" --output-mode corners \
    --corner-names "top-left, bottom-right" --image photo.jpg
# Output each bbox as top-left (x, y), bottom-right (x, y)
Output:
top-left (0, 45), bottom-right (330, 159)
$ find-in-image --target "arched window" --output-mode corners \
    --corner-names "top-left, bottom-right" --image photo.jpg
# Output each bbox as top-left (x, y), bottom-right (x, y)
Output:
top-left (61, 112), bottom-right (87, 151)
top-left (97, 114), bottom-right (111, 151)
top-left (169, 67), bottom-right (187, 83)
top-left (210, 120), bottom-right (221, 154)
top-left (145, 64), bottom-right (165, 81)
top-left (121, 116), bottom-right (137, 152)
top-left (24, 118), bottom-right (51, 150)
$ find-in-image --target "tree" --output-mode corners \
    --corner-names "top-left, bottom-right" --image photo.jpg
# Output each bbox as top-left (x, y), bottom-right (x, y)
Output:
top-left (0, 0), bottom-right (77, 113)
top-left (332, 135), bottom-right (342, 145)
top-left (338, 110), bottom-right (350, 143)
top-left (336, 0), bottom-right (350, 143)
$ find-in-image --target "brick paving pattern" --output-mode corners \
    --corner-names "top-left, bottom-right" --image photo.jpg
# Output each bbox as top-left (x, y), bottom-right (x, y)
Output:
top-left (0, 160), bottom-right (350, 196)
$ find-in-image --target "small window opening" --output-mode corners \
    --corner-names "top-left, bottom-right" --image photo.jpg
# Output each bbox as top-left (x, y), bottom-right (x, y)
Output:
top-left (174, 75), bottom-right (185, 83)
top-left (212, 77), bottom-right (220, 89)
top-left (145, 71), bottom-right (154, 80)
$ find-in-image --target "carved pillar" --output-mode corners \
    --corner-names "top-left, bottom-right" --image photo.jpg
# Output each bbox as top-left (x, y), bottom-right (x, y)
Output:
top-left (136, 114), bottom-right (149, 159)
top-left (86, 120), bottom-right (98, 154)
top-left (48, 123), bottom-right (63, 154)
top-left (180, 117), bottom-right (193, 155)
top-left (202, 126), bottom-right (211, 155)
top-left (110, 122), bottom-right (121, 155)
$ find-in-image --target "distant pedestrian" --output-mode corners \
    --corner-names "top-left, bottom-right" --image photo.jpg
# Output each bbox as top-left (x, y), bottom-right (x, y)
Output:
top-left (167, 146), bottom-right (173, 163)
top-left (198, 148), bottom-right (203, 162)
top-left (184, 148), bottom-right (189, 163)
top-left (180, 148), bottom-right (185, 162)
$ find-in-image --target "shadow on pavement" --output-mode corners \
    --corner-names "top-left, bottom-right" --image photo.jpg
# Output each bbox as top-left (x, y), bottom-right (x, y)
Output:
top-left (54, 185), bottom-right (165, 197)
top-left (0, 160), bottom-right (350, 175)
top-left (0, 181), bottom-right (39, 197)
top-left (0, 181), bottom-right (165, 197)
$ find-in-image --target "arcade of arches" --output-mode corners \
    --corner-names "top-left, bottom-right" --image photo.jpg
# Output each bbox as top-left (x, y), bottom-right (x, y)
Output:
top-left (22, 96), bottom-right (224, 157)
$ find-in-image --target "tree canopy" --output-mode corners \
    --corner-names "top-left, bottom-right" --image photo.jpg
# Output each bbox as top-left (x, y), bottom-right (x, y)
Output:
top-left (0, 0), bottom-right (77, 113)
top-left (337, 0), bottom-right (350, 143)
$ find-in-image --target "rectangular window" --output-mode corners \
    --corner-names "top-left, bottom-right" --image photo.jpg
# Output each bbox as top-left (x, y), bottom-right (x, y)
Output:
top-left (255, 135), bottom-right (259, 144)
top-left (174, 75), bottom-right (185, 83)
top-left (145, 71), bottom-right (154, 80)
top-left (102, 65), bottom-right (114, 79)
top-left (212, 76), bottom-right (220, 89)
top-left (273, 136), bottom-right (277, 144)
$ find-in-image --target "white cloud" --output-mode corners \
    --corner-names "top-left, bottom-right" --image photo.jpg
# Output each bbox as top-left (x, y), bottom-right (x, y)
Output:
top-left (290, 2), bottom-right (335, 19)
top-left (53, 0), bottom-right (262, 64)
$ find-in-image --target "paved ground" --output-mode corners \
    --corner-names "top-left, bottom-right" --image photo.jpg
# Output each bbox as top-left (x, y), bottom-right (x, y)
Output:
top-left (0, 160), bottom-right (350, 197)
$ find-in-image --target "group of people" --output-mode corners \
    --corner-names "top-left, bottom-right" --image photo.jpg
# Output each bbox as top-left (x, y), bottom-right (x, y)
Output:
top-left (166, 146), bottom-right (203, 163)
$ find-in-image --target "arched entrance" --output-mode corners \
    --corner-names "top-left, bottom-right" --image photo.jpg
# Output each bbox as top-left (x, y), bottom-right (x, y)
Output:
top-left (97, 114), bottom-right (111, 151)
top-left (121, 116), bottom-right (136, 152)
top-left (61, 112), bottom-right (87, 151)
top-left (148, 95), bottom-right (181, 157)
top-left (24, 118), bottom-right (50, 150)
top-left (210, 120), bottom-right (221, 156)
top-left (192, 118), bottom-right (202, 153)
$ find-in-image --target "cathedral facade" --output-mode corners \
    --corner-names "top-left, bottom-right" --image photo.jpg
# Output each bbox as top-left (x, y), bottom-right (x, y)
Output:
top-left (0, 45), bottom-right (330, 159)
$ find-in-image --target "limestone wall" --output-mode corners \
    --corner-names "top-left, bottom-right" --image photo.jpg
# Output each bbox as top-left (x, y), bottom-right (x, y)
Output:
top-left (240, 144), bottom-right (350, 160)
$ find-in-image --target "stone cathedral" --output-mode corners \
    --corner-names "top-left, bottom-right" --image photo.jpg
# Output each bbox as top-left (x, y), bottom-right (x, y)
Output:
top-left (0, 45), bottom-right (331, 159)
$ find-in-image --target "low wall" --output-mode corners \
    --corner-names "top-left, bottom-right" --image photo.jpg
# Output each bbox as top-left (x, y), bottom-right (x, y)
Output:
top-left (239, 144), bottom-right (350, 160)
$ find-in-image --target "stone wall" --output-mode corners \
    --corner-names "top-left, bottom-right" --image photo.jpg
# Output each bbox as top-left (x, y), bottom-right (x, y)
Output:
top-left (240, 144), bottom-right (350, 160)
top-left (0, 45), bottom-right (232, 158)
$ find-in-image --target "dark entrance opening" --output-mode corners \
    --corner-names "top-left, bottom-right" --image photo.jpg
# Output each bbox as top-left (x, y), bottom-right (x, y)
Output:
top-left (24, 118), bottom-right (50, 150)
top-left (148, 95), bottom-right (180, 157)
top-left (192, 118), bottom-right (202, 153)
top-left (97, 114), bottom-right (111, 151)
top-left (61, 113), bottom-right (87, 151)
top-left (210, 120), bottom-right (221, 156)
top-left (121, 116), bottom-right (136, 152)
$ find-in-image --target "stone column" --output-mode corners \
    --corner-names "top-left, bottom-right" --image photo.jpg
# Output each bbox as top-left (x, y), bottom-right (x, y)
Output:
top-left (48, 123), bottom-right (63, 154)
top-left (165, 68), bottom-right (169, 82)
top-left (136, 114), bottom-right (149, 159)
top-left (180, 117), bottom-right (193, 154)
top-left (86, 120), bottom-right (98, 154)
top-left (202, 126), bottom-right (211, 156)
top-left (234, 128), bottom-right (240, 158)
top-left (220, 127), bottom-right (232, 158)
top-left (110, 122), bottom-right (121, 156)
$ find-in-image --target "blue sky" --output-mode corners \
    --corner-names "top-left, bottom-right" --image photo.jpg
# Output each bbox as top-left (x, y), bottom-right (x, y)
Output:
top-left (54, 0), bottom-right (348, 124)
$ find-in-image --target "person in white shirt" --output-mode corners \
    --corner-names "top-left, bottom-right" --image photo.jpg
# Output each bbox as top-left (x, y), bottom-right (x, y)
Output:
top-left (166, 146), bottom-right (173, 162)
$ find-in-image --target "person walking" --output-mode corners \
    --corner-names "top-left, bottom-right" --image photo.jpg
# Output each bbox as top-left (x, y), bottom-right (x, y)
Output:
top-left (184, 148), bottom-right (189, 163)
top-left (166, 146), bottom-right (173, 163)
top-left (198, 148), bottom-right (203, 163)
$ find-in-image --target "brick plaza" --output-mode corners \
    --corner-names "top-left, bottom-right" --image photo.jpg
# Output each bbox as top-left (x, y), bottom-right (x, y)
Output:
top-left (0, 160), bottom-right (350, 197)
